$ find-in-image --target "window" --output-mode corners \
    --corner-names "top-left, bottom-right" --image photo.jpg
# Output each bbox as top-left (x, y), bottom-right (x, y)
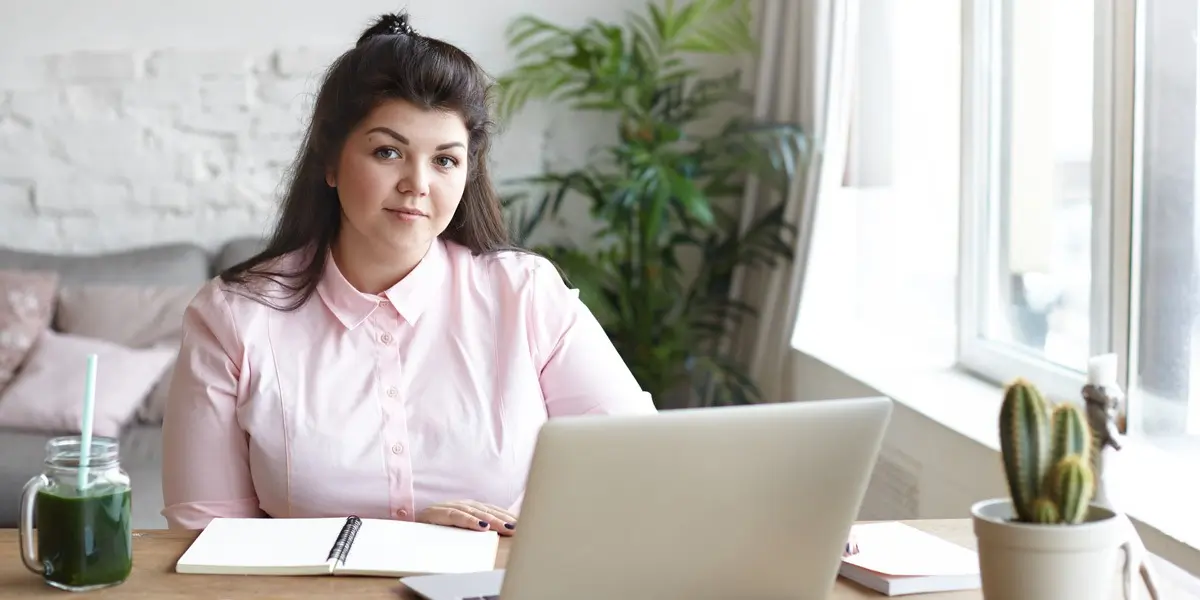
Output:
top-left (959, 0), bottom-right (1101, 404)
top-left (1129, 0), bottom-right (1200, 447)
top-left (794, 0), bottom-right (1200, 461)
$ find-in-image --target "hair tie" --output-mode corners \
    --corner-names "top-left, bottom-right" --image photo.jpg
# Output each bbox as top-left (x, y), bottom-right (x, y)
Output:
top-left (354, 13), bottom-right (419, 47)
top-left (384, 14), bottom-right (415, 36)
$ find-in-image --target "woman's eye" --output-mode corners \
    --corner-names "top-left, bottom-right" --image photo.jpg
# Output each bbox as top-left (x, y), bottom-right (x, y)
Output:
top-left (435, 156), bottom-right (459, 168)
top-left (375, 148), bottom-right (400, 160)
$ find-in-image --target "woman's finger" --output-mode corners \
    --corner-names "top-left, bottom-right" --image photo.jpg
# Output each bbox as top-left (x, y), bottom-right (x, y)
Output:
top-left (462, 501), bottom-right (517, 530)
top-left (463, 500), bottom-right (516, 524)
top-left (421, 506), bottom-right (493, 532)
top-left (451, 503), bottom-right (514, 536)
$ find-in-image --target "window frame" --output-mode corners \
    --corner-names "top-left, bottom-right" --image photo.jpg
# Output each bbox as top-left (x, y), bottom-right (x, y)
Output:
top-left (956, 0), bottom-right (1134, 408)
top-left (1104, 0), bottom-right (1139, 435)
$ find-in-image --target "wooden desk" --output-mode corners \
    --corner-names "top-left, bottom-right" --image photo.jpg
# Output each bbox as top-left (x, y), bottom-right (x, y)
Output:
top-left (0, 519), bottom-right (1147, 599)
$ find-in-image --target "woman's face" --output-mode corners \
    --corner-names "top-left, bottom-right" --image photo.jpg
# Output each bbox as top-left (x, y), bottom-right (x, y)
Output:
top-left (327, 98), bottom-right (470, 259)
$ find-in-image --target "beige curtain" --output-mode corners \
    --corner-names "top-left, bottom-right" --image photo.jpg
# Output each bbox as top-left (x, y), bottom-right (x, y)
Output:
top-left (725, 0), bottom-right (860, 402)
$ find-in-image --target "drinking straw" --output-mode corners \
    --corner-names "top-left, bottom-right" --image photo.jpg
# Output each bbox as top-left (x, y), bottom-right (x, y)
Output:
top-left (78, 353), bottom-right (98, 492)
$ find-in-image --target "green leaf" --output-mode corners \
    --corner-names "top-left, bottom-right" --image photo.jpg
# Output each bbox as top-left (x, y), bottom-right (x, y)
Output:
top-left (494, 0), bottom-right (803, 410)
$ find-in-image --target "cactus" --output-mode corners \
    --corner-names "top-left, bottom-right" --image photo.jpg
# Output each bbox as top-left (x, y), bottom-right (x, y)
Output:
top-left (1050, 402), bottom-right (1093, 470)
top-left (1031, 496), bottom-right (1061, 524)
top-left (998, 379), bottom-right (1097, 525)
top-left (999, 379), bottom-right (1052, 522)
top-left (1048, 455), bottom-right (1095, 523)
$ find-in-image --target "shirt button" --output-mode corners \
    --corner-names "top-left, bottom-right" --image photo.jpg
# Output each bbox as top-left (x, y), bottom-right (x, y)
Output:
top-left (391, 443), bottom-right (404, 454)
top-left (378, 298), bottom-right (389, 306)
top-left (397, 508), bottom-right (408, 518)
top-left (386, 387), bottom-right (398, 398)
top-left (381, 333), bottom-right (393, 344)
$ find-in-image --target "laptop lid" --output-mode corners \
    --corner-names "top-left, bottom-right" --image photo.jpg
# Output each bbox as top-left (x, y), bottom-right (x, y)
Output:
top-left (499, 396), bottom-right (893, 600)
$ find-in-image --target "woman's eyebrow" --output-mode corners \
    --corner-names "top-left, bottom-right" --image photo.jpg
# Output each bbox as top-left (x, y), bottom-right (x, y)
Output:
top-left (367, 126), bottom-right (465, 150)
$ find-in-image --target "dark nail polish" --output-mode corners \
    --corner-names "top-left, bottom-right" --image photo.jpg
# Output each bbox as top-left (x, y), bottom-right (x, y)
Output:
top-left (504, 523), bottom-right (515, 530)
top-left (479, 521), bottom-right (489, 528)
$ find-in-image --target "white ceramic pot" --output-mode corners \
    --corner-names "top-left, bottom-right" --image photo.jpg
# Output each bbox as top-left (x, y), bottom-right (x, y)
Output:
top-left (971, 498), bottom-right (1133, 600)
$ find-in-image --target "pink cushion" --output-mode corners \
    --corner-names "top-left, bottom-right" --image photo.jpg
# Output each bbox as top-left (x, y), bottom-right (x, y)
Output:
top-left (54, 284), bottom-right (198, 348)
top-left (0, 330), bottom-right (175, 437)
top-left (53, 284), bottom-right (199, 423)
top-left (0, 270), bottom-right (59, 394)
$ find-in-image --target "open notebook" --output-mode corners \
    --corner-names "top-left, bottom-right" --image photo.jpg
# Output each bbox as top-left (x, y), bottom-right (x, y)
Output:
top-left (175, 516), bottom-right (500, 577)
top-left (838, 522), bottom-right (981, 596)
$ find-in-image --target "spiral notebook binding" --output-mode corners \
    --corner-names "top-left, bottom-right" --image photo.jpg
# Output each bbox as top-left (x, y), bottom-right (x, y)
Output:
top-left (326, 515), bottom-right (363, 565)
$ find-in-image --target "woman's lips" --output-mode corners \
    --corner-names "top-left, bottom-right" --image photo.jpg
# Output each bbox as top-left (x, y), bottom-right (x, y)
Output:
top-left (385, 207), bottom-right (426, 221)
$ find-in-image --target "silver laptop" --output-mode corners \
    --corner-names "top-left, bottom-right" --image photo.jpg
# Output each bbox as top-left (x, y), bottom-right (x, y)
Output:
top-left (401, 396), bottom-right (893, 600)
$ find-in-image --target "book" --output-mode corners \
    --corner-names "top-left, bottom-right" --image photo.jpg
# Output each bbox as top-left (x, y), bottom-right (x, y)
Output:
top-left (175, 516), bottom-right (500, 577)
top-left (838, 522), bottom-right (982, 596)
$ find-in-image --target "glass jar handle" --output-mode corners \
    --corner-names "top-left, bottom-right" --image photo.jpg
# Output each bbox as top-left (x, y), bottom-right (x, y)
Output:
top-left (18, 475), bottom-right (45, 575)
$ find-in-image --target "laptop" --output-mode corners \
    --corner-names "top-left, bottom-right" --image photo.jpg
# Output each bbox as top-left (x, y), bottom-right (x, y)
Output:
top-left (401, 396), bottom-right (893, 600)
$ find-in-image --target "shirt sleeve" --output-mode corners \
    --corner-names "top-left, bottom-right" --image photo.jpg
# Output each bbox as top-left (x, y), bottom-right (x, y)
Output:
top-left (527, 258), bottom-right (658, 417)
top-left (160, 280), bottom-right (266, 530)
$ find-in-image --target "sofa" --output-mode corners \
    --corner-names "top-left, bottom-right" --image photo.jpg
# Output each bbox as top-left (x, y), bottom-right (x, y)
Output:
top-left (0, 237), bottom-right (265, 529)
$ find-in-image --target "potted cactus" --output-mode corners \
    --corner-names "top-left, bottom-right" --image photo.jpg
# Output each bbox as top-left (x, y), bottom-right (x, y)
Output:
top-left (970, 379), bottom-right (1141, 600)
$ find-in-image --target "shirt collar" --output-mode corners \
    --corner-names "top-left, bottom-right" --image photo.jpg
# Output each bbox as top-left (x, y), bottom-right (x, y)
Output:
top-left (316, 238), bottom-right (449, 330)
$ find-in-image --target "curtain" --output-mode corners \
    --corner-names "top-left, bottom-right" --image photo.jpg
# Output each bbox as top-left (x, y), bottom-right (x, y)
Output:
top-left (725, 0), bottom-right (861, 403)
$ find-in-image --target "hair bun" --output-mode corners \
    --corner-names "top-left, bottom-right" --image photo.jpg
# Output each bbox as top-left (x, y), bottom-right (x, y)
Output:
top-left (383, 13), bottom-right (415, 36)
top-left (358, 12), bottom-right (417, 45)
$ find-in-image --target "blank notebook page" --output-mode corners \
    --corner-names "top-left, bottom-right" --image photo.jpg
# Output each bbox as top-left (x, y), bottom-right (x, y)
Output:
top-left (340, 520), bottom-right (498, 575)
top-left (178, 517), bottom-right (347, 571)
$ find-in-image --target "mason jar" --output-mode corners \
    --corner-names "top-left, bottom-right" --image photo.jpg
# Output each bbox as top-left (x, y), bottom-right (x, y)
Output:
top-left (18, 435), bottom-right (133, 592)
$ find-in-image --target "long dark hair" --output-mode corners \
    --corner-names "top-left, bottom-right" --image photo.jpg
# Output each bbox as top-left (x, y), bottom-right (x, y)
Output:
top-left (221, 11), bottom-right (516, 310)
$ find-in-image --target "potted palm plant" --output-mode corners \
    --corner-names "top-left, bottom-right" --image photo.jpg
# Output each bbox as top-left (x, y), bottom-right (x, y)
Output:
top-left (971, 379), bottom-right (1151, 599)
top-left (494, 0), bottom-right (806, 409)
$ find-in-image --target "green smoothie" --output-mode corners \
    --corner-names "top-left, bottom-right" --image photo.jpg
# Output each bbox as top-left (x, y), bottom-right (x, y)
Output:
top-left (36, 485), bottom-right (132, 589)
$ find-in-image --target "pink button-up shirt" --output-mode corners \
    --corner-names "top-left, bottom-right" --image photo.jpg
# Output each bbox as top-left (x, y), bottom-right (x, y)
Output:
top-left (160, 238), bottom-right (656, 530)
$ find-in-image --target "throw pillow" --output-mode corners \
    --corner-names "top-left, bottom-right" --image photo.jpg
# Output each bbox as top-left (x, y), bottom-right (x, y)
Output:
top-left (0, 330), bottom-right (176, 438)
top-left (54, 284), bottom-right (200, 349)
top-left (0, 270), bottom-right (59, 394)
top-left (54, 284), bottom-right (199, 423)
top-left (141, 360), bottom-right (177, 423)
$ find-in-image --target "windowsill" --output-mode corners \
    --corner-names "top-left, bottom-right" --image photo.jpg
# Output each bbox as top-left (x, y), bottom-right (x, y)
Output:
top-left (793, 323), bottom-right (1200, 582)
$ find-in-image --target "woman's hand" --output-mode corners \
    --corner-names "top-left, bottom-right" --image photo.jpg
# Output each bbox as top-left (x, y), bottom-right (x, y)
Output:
top-left (416, 500), bottom-right (518, 536)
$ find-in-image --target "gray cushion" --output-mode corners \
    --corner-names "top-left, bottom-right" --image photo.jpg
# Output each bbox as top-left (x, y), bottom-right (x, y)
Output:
top-left (0, 425), bottom-right (166, 529)
top-left (0, 429), bottom-right (51, 529)
top-left (120, 425), bottom-right (168, 529)
top-left (0, 244), bottom-right (210, 286)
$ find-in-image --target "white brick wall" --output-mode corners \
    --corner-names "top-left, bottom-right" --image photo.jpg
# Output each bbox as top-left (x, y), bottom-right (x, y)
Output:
top-left (0, 46), bottom-right (339, 253)
top-left (0, 43), bottom-right (576, 255)
top-left (0, 0), bottom-right (667, 255)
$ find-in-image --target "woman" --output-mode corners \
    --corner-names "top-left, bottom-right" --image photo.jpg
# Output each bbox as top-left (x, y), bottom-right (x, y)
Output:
top-left (160, 12), bottom-right (656, 533)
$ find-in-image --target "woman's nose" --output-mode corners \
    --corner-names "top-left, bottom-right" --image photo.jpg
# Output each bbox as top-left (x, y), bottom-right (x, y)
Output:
top-left (397, 162), bottom-right (430, 196)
